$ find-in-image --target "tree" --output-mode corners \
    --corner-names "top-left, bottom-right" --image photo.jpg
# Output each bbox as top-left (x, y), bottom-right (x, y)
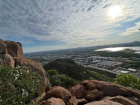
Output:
top-left (47, 73), bottom-right (79, 89)
top-left (0, 66), bottom-right (41, 105)
top-left (48, 69), bottom-right (58, 76)
top-left (115, 73), bottom-right (140, 90)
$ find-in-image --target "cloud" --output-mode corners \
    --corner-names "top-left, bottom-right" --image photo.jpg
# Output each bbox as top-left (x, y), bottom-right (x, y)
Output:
top-left (0, 0), bottom-right (140, 47)
top-left (120, 21), bottom-right (140, 36)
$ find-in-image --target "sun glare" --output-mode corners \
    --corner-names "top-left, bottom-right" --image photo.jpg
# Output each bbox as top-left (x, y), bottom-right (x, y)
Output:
top-left (108, 5), bottom-right (122, 19)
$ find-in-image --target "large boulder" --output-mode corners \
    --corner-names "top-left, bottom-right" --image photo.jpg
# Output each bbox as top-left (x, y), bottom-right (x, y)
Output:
top-left (0, 54), bottom-right (15, 67)
top-left (5, 41), bottom-right (23, 57)
top-left (67, 96), bottom-right (78, 105)
top-left (85, 100), bottom-right (122, 105)
top-left (103, 96), bottom-right (138, 105)
top-left (38, 97), bottom-right (65, 105)
top-left (77, 98), bottom-right (88, 105)
top-left (0, 39), bottom-right (7, 54)
top-left (13, 57), bottom-right (46, 93)
top-left (69, 84), bottom-right (87, 98)
top-left (86, 89), bottom-right (98, 101)
top-left (69, 80), bottom-right (140, 101)
top-left (43, 86), bottom-right (72, 104)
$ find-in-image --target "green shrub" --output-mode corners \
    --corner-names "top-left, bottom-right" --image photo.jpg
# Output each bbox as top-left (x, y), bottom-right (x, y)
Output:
top-left (0, 66), bottom-right (41, 105)
top-left (115, 73), bottom-right (140, 90)
top-left (48, 69), bottom-right (58, 76)
top-left (49, 74), bottom-right (79, 89)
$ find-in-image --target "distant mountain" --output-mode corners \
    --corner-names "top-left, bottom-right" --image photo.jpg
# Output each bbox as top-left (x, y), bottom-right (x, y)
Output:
top-left (24, 41), bottom-right (140, 54)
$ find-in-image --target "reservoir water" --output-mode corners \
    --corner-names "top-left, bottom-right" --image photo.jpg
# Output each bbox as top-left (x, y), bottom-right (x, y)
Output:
top-left (95, 46), bottom-right (140, 53)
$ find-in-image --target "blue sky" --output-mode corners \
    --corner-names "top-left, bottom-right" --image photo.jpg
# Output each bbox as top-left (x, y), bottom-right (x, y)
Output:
top-left (0, 0), bottom-right (140, 53)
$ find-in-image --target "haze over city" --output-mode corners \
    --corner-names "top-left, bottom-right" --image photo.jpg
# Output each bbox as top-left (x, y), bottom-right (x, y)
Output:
top-left (0, 0), bottom-right (140, 53)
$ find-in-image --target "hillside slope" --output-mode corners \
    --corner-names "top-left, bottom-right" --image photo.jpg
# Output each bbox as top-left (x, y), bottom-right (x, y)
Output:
top-left (43, 58), bottom-right (88, 80)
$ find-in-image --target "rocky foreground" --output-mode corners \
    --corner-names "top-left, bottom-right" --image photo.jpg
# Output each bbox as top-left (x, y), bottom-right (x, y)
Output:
top-left (0, 39), bottom-right (140, 105)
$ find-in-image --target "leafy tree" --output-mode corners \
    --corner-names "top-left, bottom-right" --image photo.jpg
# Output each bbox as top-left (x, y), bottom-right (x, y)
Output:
top-left (115, 73), bottom-right (140, 90)
top-left (0, 66), bottom-right (41, 105)
top-left (48, 69), bottom-right (58, 76)
top-left (48, 74), bottom-right (79, 88)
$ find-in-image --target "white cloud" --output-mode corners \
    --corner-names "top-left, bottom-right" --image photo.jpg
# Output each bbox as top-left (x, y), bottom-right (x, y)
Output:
top-left (120, 22), bottom-right (140, 36)
top-left (0, 0), bottom-right (140, 46)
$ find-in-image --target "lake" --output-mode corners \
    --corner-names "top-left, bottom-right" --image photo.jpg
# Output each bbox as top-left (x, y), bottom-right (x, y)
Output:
top-left (95, 47), bottom-right (140, 53)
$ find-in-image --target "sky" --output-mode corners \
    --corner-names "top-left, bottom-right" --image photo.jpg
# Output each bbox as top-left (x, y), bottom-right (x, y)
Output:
top-left (0, 0), bottom-right (140, 53)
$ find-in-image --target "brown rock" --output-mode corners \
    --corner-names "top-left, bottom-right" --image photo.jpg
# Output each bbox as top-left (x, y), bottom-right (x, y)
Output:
top-left (129, 97), bottom-right (140, 105)
top-left (85, 100), bottom-right (122, 105)
top-left (69, 80), bottom-right (140, 102)
top-left (82, 80), bottom-right (138, 98)
top-left (5, 41), bottom-right (23, 57)
top-left (81, 80), bottom-right (133, 96)
top-left (0, 39), bottom-right (7, 54)
top-left (0, 54), bottom-right (15, 67)
top-left (86, 89), bottom-right (98, 101)
top-left (103, 96), bottom-right (138, 105)
top-left (46, 97), bottom-right (65, 105)
top-left (13, 57), bottom-right (46, 93)
top-left (77, 98), bottom-right (88, 105)
top-left (38, 97), bottom-right (65, 105)
top-left (97, 91), bottom-right (104, 99)
top-left (43, 86), bottom-right (72, 104)
top-left (45, 77), bottom-right (51, 94)
top-left (82, 80), bottom-right (99, 91)
top-left (67, 96), bottom-right (78, 105)
top-left (69, 84), bottom-right (87, 98)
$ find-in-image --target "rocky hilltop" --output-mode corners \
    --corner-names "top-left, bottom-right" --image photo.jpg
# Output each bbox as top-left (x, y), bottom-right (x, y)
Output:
top-left (0, 39), bottom-right (140, 105)
top-left (0, 39), bottom-right (51, 94)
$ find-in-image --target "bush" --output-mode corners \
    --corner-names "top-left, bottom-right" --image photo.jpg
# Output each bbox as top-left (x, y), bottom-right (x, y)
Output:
top-left (48, 69), bottom-right (58, 76)
top-left (48, 74), bottom-right (79, 89)
top-left (0, 66), bottom-right (41, 105)
top-left (115, 73), bottom-right (140, 90)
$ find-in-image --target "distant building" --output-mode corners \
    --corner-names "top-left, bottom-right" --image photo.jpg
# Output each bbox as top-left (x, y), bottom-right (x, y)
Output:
top-left (127, 68), bottom-right (137, 72)
top-left (97, 61), bottom-right (122, 67)
top-left (120, 71), bottom-right (129, 73)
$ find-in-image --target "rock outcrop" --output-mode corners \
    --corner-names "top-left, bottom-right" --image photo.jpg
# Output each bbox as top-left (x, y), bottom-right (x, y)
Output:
top-left (67, 96), bottom-right (78, 105)
top-left (38, 97), bottom-right (65, 105)
top-left (0, 39), bottom-right (7, 54)
top-left (68, 80), bottom-right (140, 105)
top-left (13, 57), bottom-right (47, 93)
top-left (0, 54), bottom-right (15, 67)
top-left (43, 86), bottom-right (72, 104)
top-left (85, 100), bottom-right (122, 105)
top-left (5, 41), bottom-right (23, 57)
top-left (103, 96), bottom-right (138, 105)
top-left (0, 39), bottom-right (51, 101)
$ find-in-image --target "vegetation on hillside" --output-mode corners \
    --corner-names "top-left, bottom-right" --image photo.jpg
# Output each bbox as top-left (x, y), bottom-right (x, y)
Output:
top-left (46, 70), bottom-right (79, 89)
top-left (85, 67), bottom-right (116, 78)
top-left (43, 58), bottom-right (88, 80)
top-left (122, 61), bottom-right (140, 69)
top-left (92, 51), bottom-right (140, 58)
top-left (43, 59), bottom-right (117, 88)
top-left (115, 73), bottom-right (140, 90)
top-left (0, 66), bottom-right (41, 105)
top-left (86, 70), bottom-right (114, 82)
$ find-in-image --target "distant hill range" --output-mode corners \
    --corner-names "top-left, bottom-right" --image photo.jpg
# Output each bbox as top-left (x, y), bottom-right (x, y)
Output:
top-left (101, 41), bottom-right (140, 47)
top-left (24, 41), bottom-right (140, 54)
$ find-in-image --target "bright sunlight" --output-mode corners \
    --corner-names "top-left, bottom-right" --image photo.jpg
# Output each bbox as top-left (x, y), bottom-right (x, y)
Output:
top-left (108, 5), bottom-right (122, 19)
